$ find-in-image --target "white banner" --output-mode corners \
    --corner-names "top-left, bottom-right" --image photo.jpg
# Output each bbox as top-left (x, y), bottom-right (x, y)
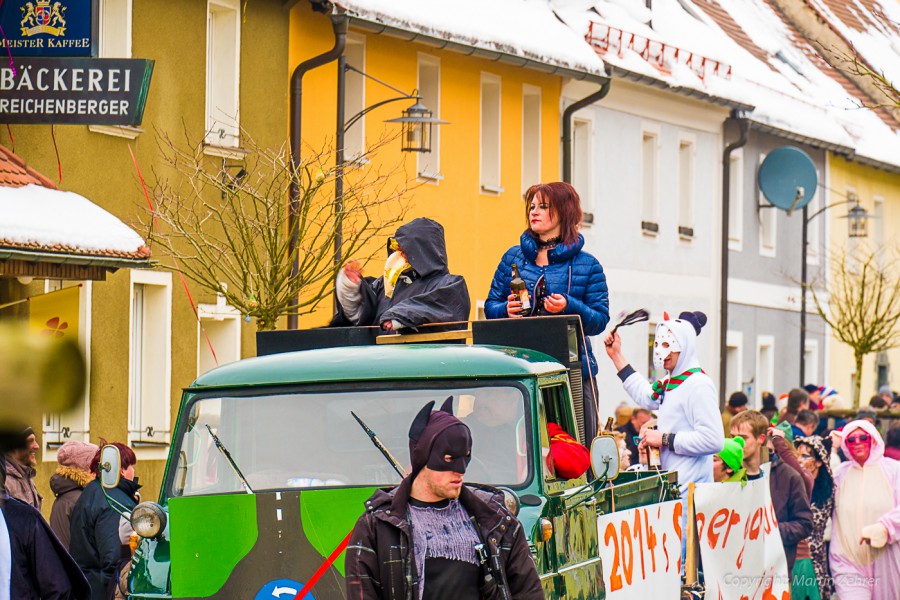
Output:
top-left (596, 500), bottom-right (683, 599)
top-left (694, 478), bottom-right (790, 600)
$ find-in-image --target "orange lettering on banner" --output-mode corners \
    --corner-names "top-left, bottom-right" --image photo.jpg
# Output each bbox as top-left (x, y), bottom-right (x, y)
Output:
top-left (621, 521), bottom-right (634, 585)
top-left (707, 508), bottom-right (731, 548)
top-left (723, 509), bottom-right (742, 548)
top-left (673, 502), bottom-right (683, 573)
top-left (663, 532), bottom-right (670, 572)
top-left (762, 503), bottom-right (772, 534)
top-left (645, 509), bottom-right (658, 572)
top-left (634, 510), bottom-right (646, 579)
top-left (736, 514), bottom-right (752, 569)
top-left (749, 508), bottom-right (762, 541)
top-left (604, 522), bottom-right (623, 591)
top-left (696, 511), bottom-right (706, 541)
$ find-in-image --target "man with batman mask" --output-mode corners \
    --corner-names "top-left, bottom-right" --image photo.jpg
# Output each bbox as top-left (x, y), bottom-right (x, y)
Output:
top-left (345, 397), bottom-right (543, 600)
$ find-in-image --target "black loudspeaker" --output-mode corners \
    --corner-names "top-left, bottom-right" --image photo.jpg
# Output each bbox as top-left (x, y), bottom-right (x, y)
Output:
top-left (471, 315), bottom-right (583, 365)
top-left (256, 327), bottom-right (380, 356)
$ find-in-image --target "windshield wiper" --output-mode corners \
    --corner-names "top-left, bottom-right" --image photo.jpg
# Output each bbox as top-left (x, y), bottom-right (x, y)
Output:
top-left (351, 411), bottom-right (407, 480)
top-left (205, 424), bottom-right (254, 494)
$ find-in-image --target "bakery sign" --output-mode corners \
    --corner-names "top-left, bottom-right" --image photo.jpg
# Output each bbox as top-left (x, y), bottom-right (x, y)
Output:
top-left (0, 57), bottom-right (154, 126)
top-left (0, 0), bottom-right (97, 57)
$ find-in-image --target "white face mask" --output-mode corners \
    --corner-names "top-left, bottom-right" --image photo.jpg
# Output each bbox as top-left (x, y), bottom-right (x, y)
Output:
top-left (653, 326), bottom-right (682, 371)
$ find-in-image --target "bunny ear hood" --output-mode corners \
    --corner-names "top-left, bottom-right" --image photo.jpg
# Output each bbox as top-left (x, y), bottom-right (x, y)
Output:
top-left (656, 311), bottom-right (707, 373)
top-left (841, 419), bottom-right (884, 465)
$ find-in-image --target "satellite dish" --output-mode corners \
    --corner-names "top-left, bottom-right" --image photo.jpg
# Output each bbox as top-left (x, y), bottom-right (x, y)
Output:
top-left (757, 146), bottom-right (818, 214)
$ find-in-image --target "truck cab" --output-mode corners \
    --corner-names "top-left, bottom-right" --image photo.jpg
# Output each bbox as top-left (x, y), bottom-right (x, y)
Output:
top-left (115, 317), bottom-right (678, 599)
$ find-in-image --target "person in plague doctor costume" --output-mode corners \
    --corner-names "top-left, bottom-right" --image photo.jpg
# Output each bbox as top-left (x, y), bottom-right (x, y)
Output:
top-left (604, 311), bottom-right (724, 493)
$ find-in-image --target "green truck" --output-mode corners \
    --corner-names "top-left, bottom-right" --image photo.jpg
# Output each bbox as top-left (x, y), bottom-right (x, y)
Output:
top-left (102, 316), bottom-right (679, 599)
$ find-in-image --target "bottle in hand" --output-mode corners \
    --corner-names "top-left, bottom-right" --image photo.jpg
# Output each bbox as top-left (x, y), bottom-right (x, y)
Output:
top-left (644, 425), bottom-right (662, 469)
top-left (510, 264), bottom-right (532, 315)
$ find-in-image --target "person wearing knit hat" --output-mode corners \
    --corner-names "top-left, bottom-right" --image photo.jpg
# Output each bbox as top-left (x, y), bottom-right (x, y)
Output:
top-left (346, 397), bottom-right (543, 600)
top-left (49, 440), bottom-right (99, 550)
top-left (714, 437), bottom-right (747, 483)
top-left (4, 425), bottom-right (42, 510)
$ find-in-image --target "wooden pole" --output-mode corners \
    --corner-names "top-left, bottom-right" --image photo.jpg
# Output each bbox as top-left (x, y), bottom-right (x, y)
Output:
top-left (684, 482), bottom-right (699, 586)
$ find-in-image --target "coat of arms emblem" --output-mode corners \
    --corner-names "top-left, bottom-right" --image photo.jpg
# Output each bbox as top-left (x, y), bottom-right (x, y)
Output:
top-left (20, 0), bottom-right (67, 37)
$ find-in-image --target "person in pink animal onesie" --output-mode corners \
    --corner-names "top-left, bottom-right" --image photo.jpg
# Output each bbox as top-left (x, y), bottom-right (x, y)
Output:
top-left (829, 419), bottom-right (900, 600)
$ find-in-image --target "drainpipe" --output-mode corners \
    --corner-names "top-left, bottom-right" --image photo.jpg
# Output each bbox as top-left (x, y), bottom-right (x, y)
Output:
top-left (562, 79), bottom-right (611, 184)
top-left (719, 115), bottom-right (750, 407)
top-left (287, 12), bottom-right (348, 330)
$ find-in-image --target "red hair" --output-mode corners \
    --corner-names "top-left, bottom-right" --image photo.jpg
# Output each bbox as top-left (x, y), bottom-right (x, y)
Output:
top-left (523, 182), bottom-right (583, 245)
top-left (90, 440), bottom-right (137, 476)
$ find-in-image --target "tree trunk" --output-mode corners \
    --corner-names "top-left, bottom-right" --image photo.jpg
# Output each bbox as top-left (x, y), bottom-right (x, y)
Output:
top-left (853, 351), bottom-right (864, 408)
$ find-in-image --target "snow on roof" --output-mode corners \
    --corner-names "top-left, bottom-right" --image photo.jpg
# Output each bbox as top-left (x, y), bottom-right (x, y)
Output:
top-left (806, 0), bottom-right (900, 91)
top-left (554, 0), bottom-right (900, 167)
top-left (0, 184), bottom-right (150, 260)
top-left (334, 0), bottom-right (606, 77)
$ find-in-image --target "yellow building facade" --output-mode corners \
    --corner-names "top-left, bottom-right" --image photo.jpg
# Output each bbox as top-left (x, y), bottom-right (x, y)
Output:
top-left (0, 0), bottom-right (290, 514)
top-left (289, 3), bottom-right (594, 325)
top-left (825, 154), bottom-right (900, 405)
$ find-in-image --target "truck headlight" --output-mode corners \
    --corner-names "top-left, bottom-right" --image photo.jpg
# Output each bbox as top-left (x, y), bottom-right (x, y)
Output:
top-left (131, 502), bottom-right (167, 539)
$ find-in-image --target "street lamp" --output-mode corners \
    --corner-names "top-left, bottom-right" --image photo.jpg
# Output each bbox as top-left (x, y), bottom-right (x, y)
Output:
top-left (799, 195), bottom-right (870, 385)
top-left (333, 60), bottom-right (448, 268)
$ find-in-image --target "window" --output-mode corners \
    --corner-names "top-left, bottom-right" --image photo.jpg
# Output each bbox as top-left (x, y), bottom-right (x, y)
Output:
top-left (90, 0), bottom-right (136, 138)
top-left (641, 128), bottom-right (659, 233)
top-left (728, 149), bottom-right (743, 250)
top-left (480, 73), bottom-right (502, 193)
top-left (874, 195), bottom-right (885, 252)
top-left (756, 336), bottom-right (774, 408)
top-left (758, 154), bottom-right (776, 256)
top-left (198, 291), bottom-right (242, 376)
top-left (807, 170), bottom-right (821, 264)
top-left (572, 118), bottom-right (593, 220)
top-left (522, 85), bottom-right (541, 194)
top-left (206, 0), bottom-right (241, 147)
top-left (725, 330), bottom-right (743, 401)
top-left (99, 0), bottom-right (131, 58)
top-left (677, 137), bottom-right (695, 239)
top-left (343, 35), bottom-right (366, 163)
top-left (129, 271), bottom-right (172, 456)
top-left (804, 340), bottom-right (819, 389)
top-left (417, 54), bottom-right (442, 180)
top-left (41, 281), bottom-right (92, 458)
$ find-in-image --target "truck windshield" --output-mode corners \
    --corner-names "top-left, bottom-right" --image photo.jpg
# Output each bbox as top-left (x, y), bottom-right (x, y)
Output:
top-left (170, 385), bottom-right (530, 497)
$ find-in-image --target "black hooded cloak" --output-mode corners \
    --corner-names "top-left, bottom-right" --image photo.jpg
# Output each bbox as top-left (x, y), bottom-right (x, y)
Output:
top-left (332, 218), bottom-right (470, 329)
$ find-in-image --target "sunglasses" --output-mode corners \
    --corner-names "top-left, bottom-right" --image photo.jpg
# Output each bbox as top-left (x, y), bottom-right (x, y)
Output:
top-left (846, 434), bottom-right (871, 444)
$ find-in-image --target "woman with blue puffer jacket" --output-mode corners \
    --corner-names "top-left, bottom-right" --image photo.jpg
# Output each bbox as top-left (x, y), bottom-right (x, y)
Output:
top-left (485, 181), bottom-right (610, 440)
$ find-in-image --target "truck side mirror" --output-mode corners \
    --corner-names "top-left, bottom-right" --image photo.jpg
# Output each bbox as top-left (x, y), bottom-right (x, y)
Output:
top-left (590, 435), bottom-right (620, 481)
top-left (99, 444), bottom-right (122, 489)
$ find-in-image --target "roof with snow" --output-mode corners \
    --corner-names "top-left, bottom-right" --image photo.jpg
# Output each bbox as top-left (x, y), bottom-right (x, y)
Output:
top-left (334, 0), bottom-right (607, 81)
top-left (553, 0), bottom-right (900, 170)
top-left (807, 0), bottom-right (900, 95)
top-left (0, 145), bottom-right (151, 271)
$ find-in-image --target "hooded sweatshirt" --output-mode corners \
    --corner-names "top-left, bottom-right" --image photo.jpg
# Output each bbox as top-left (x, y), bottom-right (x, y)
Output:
top-left (49, 466), bottom-right (93, 550)
top-left (616, 315), bottom-right (724, 494)
top-left (829, 419), bottom-right (900, 600)
top-left (333, 218), bottom-right (470, 329)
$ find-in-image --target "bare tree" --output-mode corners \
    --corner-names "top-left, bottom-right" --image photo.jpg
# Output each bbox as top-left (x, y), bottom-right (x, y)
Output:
top-left (809, 245), bottom-right (900, 407)
top-left (143, 131), bottom-right (412, 330)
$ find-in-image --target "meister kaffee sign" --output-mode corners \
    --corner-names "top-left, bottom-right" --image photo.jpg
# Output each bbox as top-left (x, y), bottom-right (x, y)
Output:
top-left (0, 0), bottom-right (97, 57)
top-left (0, 57), bottom-right (154, 126)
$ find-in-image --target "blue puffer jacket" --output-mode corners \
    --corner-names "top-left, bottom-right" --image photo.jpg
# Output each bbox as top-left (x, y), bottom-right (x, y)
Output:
top-left (485, 232), bottom-right (610, 375)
